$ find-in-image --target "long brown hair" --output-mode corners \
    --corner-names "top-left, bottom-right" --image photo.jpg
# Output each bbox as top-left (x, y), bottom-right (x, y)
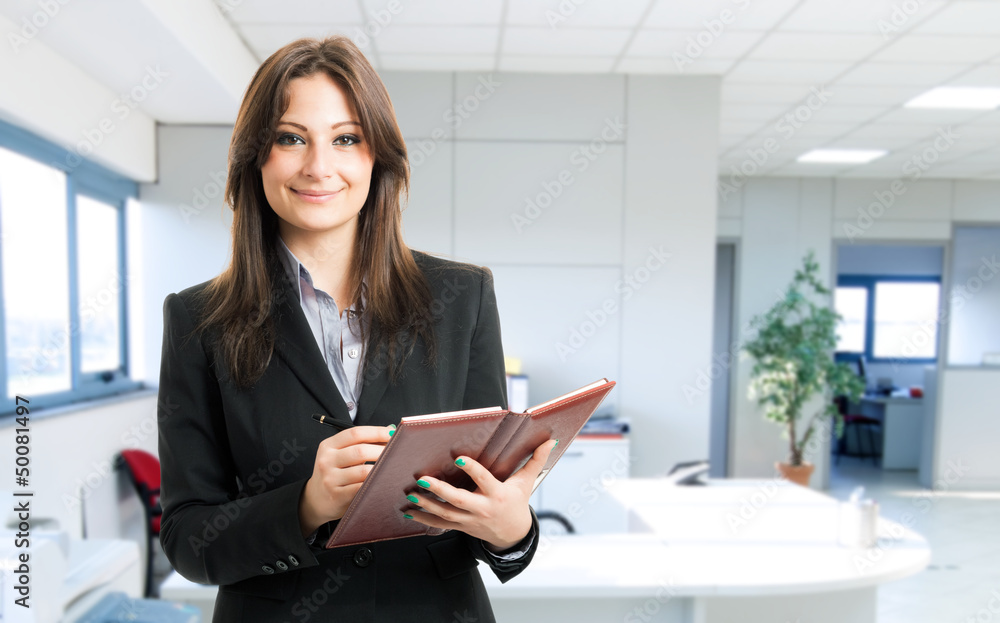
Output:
top-left (191, 35), bottom-right (436, 389)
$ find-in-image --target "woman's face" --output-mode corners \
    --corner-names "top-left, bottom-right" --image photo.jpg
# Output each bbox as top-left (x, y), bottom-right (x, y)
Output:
top-left (261, 73), bottom-right (374, 246)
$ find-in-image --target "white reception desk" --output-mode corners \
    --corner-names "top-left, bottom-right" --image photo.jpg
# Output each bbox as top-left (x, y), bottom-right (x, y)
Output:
top-left (483, 479), bottom-right (929, 623)
top-left (162, 479), bottom-right (929, 623)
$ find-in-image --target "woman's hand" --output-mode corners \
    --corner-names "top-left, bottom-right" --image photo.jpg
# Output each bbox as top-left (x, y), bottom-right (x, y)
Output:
top-left (403, 438), bottom-right (558, 552)
top-left (298, 425), bottom-right (394, 537)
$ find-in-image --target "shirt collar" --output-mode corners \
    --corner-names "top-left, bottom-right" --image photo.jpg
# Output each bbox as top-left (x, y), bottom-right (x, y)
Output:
top-left (275, 235), bottom-right (366, 311)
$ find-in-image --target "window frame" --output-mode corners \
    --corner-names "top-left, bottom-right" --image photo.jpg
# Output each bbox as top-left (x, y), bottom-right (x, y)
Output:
top-left (0, 118), bottom-right (141, 417)
top-left (835, 273), bottom-right (941, 365)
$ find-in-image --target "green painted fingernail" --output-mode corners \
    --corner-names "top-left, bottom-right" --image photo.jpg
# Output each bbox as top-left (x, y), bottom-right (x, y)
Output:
top-left (416, 479), bottom-right (431, 488)
top-left (455, 458), bottom-right (466, 467)
top-left (406, 494), bottom-right (420, 504)
top-left (388, 429), bottom-right (395, 437)
top-left (554, 439), bottom-right (559, 446)
top-left (403, 513), bottom-right (413, 519)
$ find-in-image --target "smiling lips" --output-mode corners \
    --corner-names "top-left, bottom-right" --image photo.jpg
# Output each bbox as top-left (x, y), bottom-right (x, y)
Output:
top-left (293, 188), bottom-right (340, 202)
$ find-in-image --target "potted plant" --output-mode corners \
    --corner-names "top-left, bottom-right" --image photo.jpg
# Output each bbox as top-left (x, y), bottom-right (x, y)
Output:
top-left (742, 251), bottom-right (865, 486)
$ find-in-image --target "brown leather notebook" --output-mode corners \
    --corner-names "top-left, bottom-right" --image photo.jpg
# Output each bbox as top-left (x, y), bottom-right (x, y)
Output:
top-left (324, 378), bottom-right (616, 549)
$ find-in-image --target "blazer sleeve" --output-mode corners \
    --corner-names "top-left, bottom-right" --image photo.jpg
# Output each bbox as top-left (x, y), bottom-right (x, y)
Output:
top-left (156, 292), bottom-right (318, 586)
top-left (458, 266), bottom-right (542, 582)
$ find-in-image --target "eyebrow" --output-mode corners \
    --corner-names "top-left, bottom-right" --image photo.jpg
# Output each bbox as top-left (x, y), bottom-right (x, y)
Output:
top-left (277, 120), bottom-right (361, 131)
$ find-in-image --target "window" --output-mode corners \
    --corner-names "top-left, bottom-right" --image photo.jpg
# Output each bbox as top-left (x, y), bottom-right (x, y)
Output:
top-left (0, 119), bottom-right (139, 416)
top-left (835, 275), bottom-right (941, 363)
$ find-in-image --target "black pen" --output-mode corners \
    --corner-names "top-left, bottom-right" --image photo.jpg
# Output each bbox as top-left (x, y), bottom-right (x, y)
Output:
top-left (311, 413), bottom-right (352, 431)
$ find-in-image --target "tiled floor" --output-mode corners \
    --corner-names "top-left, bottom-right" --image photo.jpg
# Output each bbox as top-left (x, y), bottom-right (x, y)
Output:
top-left (829, 456), bottom-right (1000, 623)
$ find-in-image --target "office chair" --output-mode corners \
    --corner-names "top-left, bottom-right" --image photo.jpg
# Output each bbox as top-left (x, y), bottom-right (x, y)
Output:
top-left (115, 449), bottom-right (163, 598)
top-left (833, 396), bottom-right (882, 466)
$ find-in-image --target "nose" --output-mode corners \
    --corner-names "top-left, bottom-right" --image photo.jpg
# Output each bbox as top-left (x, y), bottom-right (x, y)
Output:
top-left (301, 142), bottom-right (335, 180)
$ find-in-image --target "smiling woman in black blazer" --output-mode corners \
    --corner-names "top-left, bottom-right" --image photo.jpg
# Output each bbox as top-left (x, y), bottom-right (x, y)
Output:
top-left (156, 35), bottom-right (555, 622)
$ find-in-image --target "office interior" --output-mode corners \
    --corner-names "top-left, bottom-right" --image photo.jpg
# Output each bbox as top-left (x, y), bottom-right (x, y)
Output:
top-left (1, 0), bottom-right (999, 621)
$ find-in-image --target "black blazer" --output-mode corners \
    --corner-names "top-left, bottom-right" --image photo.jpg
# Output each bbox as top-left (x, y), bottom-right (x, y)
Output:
top-left (156, 249), bottom-right (539, 622)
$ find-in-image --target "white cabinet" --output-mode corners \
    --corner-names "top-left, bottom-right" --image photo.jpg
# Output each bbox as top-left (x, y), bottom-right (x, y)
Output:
top-left (529, 436), bottom-right (630, 535)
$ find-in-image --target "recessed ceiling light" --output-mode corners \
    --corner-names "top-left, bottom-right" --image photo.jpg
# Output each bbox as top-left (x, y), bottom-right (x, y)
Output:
top-left (796, 149), bottom-right (888, 164)
top-left (905, 87), bottom-right (1000, 110)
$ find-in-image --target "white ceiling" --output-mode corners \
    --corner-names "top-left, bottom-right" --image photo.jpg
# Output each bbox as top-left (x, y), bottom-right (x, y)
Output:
top-left (3, 0), bottom-right (1000, 179)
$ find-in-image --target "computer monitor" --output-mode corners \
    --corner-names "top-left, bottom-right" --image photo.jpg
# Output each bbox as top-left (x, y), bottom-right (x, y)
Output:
top-left (856, 355), bottom-right (867, 382)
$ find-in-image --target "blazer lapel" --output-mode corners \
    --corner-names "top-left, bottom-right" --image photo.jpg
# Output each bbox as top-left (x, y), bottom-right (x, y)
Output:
top-left (271, 270), bottom-right (354, 428)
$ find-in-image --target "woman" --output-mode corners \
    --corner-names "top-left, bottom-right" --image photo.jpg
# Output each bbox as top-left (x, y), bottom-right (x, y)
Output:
top-left (156, 35), bottom-right (554, 622)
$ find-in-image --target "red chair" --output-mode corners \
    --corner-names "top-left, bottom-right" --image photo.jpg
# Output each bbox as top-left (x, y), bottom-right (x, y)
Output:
top-left (115, 449), bottom-right (163, 597)
top-left (833, 396), bottom-right (882, 466)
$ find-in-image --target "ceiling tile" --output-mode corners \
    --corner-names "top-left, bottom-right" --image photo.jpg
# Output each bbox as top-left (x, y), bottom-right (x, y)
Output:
top-left (502, 27), bottom-right (631, 56)
top-left (822, 85), bottom-right (927, 106)
top-left (379, 54), bottom-right (494, 71)
top-left (506, 0), bottom-right (650, 28)
top-left (946, 65), bottom-right (1000, 87)
top-left (722, 84), bottom-right (820, 103)
top-left (222, 0), bottom-right (363, 23)
top-left (748, 33), bottom-right (888, 62)
top-left (240, 24), bottom-right (364, 58)
top-left (836, 62), bottom-right (968, 85)
top-left (874, 108), bottom-right (989, 125)
top-left (628, 30), bottom-right (764, 59)
top-left (359, 0), bottom-right (503, 24)
top-left (499, 56), bottom-right (616, 73)
top-left (870, 35), bottom-right (1000, 63)
top-left (911, 1), bottom-right (1000, 36)
top-left (781, 0), bottom-right (946, 34)
top-left (645, 0), bottom-right (801, 31)
top-left (726, 60), bottom-right (851, 84)
top-left (616, 58), bottom-right (735, 74)
top-left (375, 25), bottom-right (499, 55)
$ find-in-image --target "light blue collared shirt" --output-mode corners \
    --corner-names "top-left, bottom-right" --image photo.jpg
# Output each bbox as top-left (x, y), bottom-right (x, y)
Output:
top-left (275, 235), bottom-right (366, 420)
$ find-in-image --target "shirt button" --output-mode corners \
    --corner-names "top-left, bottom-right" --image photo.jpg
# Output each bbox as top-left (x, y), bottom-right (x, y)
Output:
top-left (347, 401), bottom-right (356, 411)
top-left (348, 348), bottom-right (359, 359)
top-left (261, 565), bottom-right (275, 574)
top-left (353, 547), bottom-right (373, 568)
top-left (275, 560), bottom-right (288, 571)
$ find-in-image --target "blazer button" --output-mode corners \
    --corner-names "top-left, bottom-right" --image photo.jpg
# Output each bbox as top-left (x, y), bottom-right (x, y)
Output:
top-left (353, 547), bottom-right (373, 568)
top-left (261, 565), bottom-right (275, 574)
top-left (288, 555), bottom-right (300, 567)
top-left (275, 560), bottom-right (288, 571)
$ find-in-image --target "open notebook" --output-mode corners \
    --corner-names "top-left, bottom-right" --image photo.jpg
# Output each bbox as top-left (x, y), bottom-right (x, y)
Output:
top-left (325, 378), bottom-right (616, 549)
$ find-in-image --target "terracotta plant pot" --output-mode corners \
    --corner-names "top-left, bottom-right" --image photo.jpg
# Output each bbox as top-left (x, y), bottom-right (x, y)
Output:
top-left (776, 461), bottom-right (815, 487)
